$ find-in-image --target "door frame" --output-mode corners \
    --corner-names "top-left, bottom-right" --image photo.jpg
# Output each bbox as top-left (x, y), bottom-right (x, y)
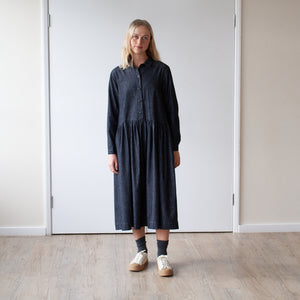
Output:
top-left (42, 0), bottom-right (242, 235)
top-left (42, 0), bottom-right (52, 235)
top-left (233, 0), bottom-right (241, 233)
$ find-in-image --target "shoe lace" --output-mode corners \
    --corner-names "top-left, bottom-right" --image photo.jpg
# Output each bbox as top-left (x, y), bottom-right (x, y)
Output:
top-left (158, 255), bottom-right (172, 269)
top-left (132, 250), bottom-right (147, 265)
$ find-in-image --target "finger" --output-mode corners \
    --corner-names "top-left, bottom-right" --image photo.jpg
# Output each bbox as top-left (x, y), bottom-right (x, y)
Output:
top-left (113, 161), bottom-right (119, 174)
top-left (109, 163), bottom-right (118, 174)
top-left (111, 168), bottom-right (119, 174)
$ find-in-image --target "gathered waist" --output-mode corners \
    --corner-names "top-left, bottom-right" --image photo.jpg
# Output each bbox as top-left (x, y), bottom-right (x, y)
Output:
top-left (117, 119), bottom-right (169, 130)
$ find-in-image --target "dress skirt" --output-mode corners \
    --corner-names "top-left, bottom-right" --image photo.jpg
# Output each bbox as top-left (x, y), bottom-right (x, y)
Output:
top-left (114, 119), bottom-right (179, 230)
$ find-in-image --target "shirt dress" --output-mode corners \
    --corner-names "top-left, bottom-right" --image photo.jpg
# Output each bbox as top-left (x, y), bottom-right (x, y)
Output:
top-left (107, 56), bottom-right (181, 231)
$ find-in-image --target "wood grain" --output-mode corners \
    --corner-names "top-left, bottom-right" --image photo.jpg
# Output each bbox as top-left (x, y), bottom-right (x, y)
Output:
top-left (0, 233), bottom-right (299, 299)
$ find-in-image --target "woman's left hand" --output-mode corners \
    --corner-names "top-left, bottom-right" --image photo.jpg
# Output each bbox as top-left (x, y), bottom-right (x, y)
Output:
top-left (173, 151), bottom-right (180, 168)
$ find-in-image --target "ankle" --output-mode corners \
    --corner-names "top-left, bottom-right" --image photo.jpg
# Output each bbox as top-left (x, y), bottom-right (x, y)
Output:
top-left (136, 236), bottom-right (148, 253)
top-left (157, 239), bottom-right (169, 257)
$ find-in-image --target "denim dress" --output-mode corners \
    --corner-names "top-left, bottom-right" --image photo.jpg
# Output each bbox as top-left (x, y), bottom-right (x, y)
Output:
top-left (107, 56), bottom-right (181, 230)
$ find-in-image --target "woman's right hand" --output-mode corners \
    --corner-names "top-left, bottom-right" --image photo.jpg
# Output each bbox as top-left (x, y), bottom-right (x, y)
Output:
top-left (108, 154), bottom-right (119, 174)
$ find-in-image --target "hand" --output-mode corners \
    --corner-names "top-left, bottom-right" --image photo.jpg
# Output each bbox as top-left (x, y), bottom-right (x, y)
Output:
top-left (108, 154), bottom-right (119, 174)
top-left (173, 151), bottom-right (180, 168)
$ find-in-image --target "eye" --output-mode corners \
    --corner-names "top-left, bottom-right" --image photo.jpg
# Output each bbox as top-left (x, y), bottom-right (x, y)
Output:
top-left (142, 36), bottom-right (149, 40)
top-left (132, 35), bottom-right (138, 39)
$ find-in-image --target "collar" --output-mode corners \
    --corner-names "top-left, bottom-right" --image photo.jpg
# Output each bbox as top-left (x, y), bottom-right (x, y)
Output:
top-left (133, 56), bottom-right (153, 69)
top-left (143, 56), bottom-right (153, 67)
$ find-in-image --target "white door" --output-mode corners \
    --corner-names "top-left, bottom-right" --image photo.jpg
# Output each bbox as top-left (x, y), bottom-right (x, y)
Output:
top-left (49, 0), bottom-right (235, 233)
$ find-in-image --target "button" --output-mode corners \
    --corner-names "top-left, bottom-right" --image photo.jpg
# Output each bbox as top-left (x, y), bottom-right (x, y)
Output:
top-left (137, 87), bottom-right (141, 90)
top-left (138, 99), bottom-right (143, 102)
top-left (137, 74), bottom-right (140, 78)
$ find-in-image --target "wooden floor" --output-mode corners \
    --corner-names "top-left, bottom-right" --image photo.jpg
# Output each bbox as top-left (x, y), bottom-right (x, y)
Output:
top-left (0, 232), bottom-right (300, 300)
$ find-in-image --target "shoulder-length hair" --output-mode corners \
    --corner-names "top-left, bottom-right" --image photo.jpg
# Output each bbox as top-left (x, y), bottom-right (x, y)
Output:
top-left (120, 19), bottom-right (160, 69)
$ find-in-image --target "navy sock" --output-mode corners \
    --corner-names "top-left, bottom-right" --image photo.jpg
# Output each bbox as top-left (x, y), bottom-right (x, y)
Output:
top-left (157, 239), bottom-right (169, 257)
top-left (136, 236), bottom-right (147, 253)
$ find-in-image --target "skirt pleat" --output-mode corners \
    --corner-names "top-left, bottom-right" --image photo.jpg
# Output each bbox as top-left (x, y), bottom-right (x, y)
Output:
top-left (114, 120), bottom-right (178, 230)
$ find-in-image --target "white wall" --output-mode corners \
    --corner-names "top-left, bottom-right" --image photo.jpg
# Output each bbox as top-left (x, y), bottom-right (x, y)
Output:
top-left (240, 0), bottom-right (300, 224)
top-left (0, 0), bottom-right (299, 234)
top-left (0, 0), bottom-right (46, 232)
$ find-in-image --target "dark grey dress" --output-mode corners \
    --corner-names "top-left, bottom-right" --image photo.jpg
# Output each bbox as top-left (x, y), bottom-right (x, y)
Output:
top-left (107, 56), bottom-right (181, 230)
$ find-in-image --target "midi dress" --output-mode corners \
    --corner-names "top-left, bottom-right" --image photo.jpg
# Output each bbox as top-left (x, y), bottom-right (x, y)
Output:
top-left (107, 56), bottom-right (181, 231)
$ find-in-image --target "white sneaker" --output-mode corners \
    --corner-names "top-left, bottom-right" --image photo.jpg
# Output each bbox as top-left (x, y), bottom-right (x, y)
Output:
top-left (129, 250), bottom-right (148, 272)
top-left (157, 255), bottom-right (173, 277)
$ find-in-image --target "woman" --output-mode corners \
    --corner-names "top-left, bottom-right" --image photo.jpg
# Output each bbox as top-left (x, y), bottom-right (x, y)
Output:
top-left (107, 19), bottom-right (181, 277)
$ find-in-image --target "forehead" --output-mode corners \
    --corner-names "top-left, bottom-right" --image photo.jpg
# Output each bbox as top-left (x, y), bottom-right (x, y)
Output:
top-left (132, 25), bottom-right (150, 36)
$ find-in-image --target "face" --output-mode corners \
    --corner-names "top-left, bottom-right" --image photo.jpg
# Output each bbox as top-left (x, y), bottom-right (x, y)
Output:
top-left (130, 25), bottom-right (151, 56)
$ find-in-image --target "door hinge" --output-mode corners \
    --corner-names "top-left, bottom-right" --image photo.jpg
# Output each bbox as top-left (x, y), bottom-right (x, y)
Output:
top-left (232, 194), bottom-right (235, 206)
top-left (51, 195), bottom-right (54, 208)
top-left (48, 14), bottom-right (51, 28)
top-left (234, 14), bottom-right (236, 28)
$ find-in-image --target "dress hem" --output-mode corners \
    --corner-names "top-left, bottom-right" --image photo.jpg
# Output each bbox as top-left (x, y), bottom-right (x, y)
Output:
top-left (115, 222), bottom-right (179, 231)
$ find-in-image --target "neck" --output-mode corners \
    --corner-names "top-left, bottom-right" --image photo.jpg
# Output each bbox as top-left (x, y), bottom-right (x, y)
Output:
top-left (132, 54), bottom-right (148, 68)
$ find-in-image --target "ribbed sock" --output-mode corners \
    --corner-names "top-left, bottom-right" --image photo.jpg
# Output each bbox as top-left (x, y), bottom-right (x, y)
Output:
top-left (157, 239), bottom-right (169, 257)
top-left (136, 236), bottom-right (147, 253)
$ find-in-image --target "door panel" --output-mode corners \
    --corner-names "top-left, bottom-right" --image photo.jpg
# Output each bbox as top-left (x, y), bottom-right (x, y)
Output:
top-left (49, 0), bottom-right (234, 233)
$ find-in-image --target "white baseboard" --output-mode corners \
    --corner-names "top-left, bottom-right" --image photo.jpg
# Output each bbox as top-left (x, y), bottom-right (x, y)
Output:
top-left (238, 223), bottom-right (300, 233)
top-left (0, 227), bottom-right (46, 236)
top-left (1, 224), bottom-right (299, 235)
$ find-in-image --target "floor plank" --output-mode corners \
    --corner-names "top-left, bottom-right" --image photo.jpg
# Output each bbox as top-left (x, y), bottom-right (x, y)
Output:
top-left (0, 232), bottom-right (299, 299)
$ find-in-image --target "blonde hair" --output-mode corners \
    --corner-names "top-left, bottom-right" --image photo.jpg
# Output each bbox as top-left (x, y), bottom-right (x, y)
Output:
top-left (120, 19), bottom-right (160, 69)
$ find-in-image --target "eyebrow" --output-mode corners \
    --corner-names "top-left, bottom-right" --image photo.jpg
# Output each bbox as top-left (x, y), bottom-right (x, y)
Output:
top-left (132, 33), bottom-right (150, 37)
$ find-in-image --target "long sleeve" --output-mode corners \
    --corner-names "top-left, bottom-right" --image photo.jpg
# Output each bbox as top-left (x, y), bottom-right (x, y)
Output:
top-left (107, 70), bottom-right (119, 154)
top-left (162, 66), bottom-right (181, 151)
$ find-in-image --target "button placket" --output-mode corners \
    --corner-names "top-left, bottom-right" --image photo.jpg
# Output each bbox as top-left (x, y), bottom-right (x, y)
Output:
top-left (136, 69), bottom-right (144, 120)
